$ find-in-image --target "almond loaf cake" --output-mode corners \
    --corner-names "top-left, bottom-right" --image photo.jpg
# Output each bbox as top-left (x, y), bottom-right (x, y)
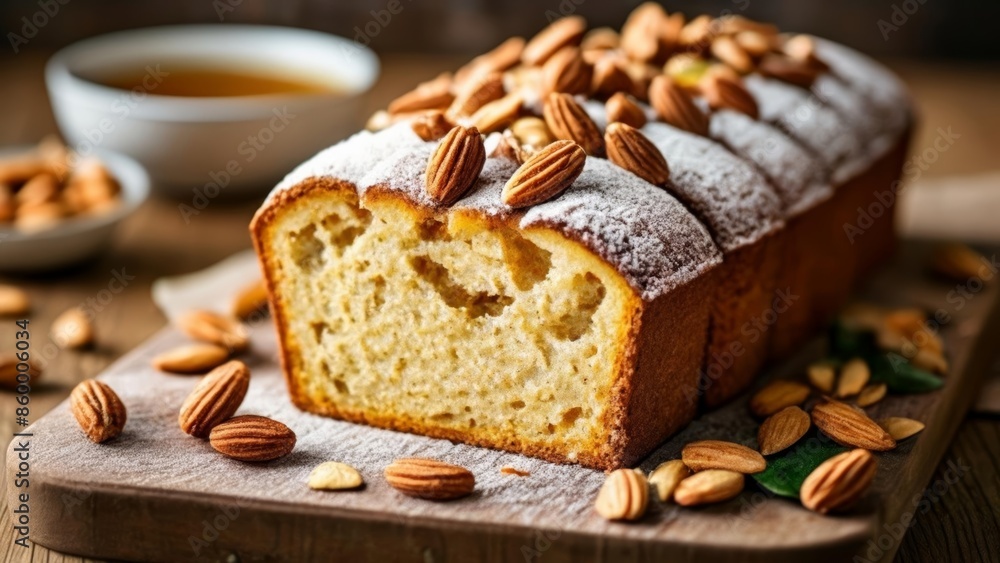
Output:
top-left (251, 5), bottom-right (912, 470)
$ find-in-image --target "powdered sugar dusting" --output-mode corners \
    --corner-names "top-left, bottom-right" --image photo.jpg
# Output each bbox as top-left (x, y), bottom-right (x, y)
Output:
top-left (642, 122), bottom-right (784, 252)
top-left (709, 110), bottom-right (832, 217)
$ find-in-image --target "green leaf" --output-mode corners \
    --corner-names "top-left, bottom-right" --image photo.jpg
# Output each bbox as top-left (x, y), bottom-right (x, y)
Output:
top-left (868, 352), bottom-right (944, 393)
top-left (828, 321), bottom-right (878, 360)
top-left (752, 437), bottom-right (846, 498)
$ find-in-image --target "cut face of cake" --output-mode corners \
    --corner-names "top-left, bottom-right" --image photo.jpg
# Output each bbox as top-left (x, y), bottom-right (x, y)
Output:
top-left (252, 10), bottom-right (912, 469)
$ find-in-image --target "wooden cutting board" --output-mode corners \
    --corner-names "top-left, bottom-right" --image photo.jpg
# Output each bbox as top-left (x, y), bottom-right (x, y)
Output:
top-left (7, 240), bottom-right (999, 563)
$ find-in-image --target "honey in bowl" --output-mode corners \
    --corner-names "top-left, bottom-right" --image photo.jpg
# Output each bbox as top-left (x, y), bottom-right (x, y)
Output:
top-left (84, 63), bottom-right (338, 97)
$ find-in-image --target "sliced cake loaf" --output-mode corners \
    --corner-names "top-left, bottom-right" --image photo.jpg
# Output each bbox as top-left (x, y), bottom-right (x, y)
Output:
top-left (252, 7), bottom-right (912, 469)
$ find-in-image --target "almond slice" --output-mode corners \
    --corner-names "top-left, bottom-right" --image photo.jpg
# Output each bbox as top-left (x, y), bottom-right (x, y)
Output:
top-left (758, 406), bottom-right (811, 456)
top-left (674, 469), bottom-right (744, 506)
top-left (605, 122), bottom-right (670, 186)
top-left (649, 75), bottom-right (709, 136)
top-left (308, 461), bottom-right (364, 491)
top-left (648, 460), bottom-right (691, 502)
top-left (807, 361), bottom-right (837, 393)
top-left (856, 383), bottom-right (888, 407)
top-left (522, 16), bottom-right (587, 66)
top-left (879, 417), bottom-right (925, 441)
top-left (749, 379), bottom-right (811, 417)
top-left (502, 140), bottom-right (586, 208)
top-left (800, 449), bottom-right (876, 514)
top-left (425, 125), bottom-right (487, 205)
top-left (835, 358), bottom-right (870, 398)
top-left (542, 92), bottom-right (604, 155)
top-left (595, 468), bottom-right (648, 521)
top-left (682, 440), bottom-right (767, 474)
top-left (812, 399), bottom-right (896, 451)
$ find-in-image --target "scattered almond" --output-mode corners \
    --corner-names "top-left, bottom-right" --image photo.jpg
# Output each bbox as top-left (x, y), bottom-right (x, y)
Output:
top-left (700, 73), bottom-right (759, 119)
top-left (522, 16), bottom-right (587, 66)
top-left (384, 458), bottom-right (476, 500)
top-left (591, 57), bottom-right (636, 99)
top-left (453, 37), bottom-right (525, 88)
top-left (648, 460), bottom-right (690, 502)
top-left (674, 469), bottom-right (744, 507)
top-left (749, 380), bottom-right (811, 417)
top-left (879, 417), bottom-right (925, 441)
top-left (648, 75), bottom-right (709, 136)
top-left (0, 354), bottom-right (41, 390)
top-left (711, 35), bottom-right (754, 74)
top-left (51, 307), bottom-right (94, 349)
top-left (811, 399), bottom-right (896, 451)
top-left (152, 343), bottom-right (230, 374)
top-left (717, 15), bottom-right (778, 36)
top-left (604, 122), bottom-right (670, 186)
top-left (807, 361), bottom-right (836, 393)
top-left (410, 110), bottom-right (454, 142)
top-left (594, 468), bottom-right (649, 521)
top-left (0, 284), bottom-right (31, 316)
top-left (800, 449), bottom-right (876, 514)
top-left (447, 71), bottom-right (505, 120)
top-left (758, 53), bottom-right (819, 88)
top-left (425, 125), bottom-right (487, 205)
top-left (178, 360), bottom-right (251, 438)
top-left (308, 461), bottom-right (364, 491)
top-left (678, 15), bottom-right (713, 48)
top-left (581, 27), bottom-right (620, 52)
top-left (542, 92), bottom-right (604, 155)
top-left (510, 116), bottom-right (554, 151)
top-left (606, 92), bottom-right (647, 129)
top-left (468, 92), bottom-right (523, 134)
top-left (177, 310), bottom-right (250, 353)
top-left (387, 73), bottom-right (454, 114)
top-left (620, 2), bottom-right (668, 63)
top-left (930, 242), bottom-right (989, 282)
top-left (836, 358), bottom-right (870, 398)
top-left (758, 406), bottom-right (811, 455)
top-left (70, 379), bottom-right (127, 443)
top-left (210, 415), bottom-right (296, 462)
top-left (542, 46), bottom-right (592, 96)
top-left (682, 440), bottom-right (766, 474)
top-left (856, 383), bottom-right (888, 407)
top-left (501, 140), bottom-right (586, 208)
top-left (231, 280), bottom-right (269, 320)
top-left (734, 30), bottom-right (774, 57)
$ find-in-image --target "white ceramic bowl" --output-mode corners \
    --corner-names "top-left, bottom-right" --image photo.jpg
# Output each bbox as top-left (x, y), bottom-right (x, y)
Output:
top-left (0, 147), bottom-right (150, 272)
top-left (46, 25), bottom-right (379, 197)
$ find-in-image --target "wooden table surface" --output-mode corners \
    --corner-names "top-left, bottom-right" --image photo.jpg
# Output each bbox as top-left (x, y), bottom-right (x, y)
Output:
top-left (1, 52), bottom-right (998, 562)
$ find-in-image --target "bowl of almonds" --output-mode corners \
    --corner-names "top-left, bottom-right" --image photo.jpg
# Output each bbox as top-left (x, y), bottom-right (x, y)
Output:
top-left (0, 137), bottom-right (149, 272)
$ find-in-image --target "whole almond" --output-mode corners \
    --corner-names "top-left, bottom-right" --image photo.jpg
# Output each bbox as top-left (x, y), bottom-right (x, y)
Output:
top-left (70, 379), bottom-right (127, 443)
top-left (177, 310), bottom-right (249, 353)
top-left (210, 415), bottom-right (296, 462)
top-left (542, 46), bottom-right (592, 96)
top-left (711, 36), bottom-right (754, 74)
top-left (700, 74), bottom-right (759, 119)
top-left (594, 468), bottom-right (649, 521)
top-left (758, 54), bottom-right (819, 88)
top-left (468, 92), bottom-right (523, 134)
top-left (231, 279), bottom-right (269, 320)
top-left (0, 354), bottom-right (41, 390)
top-left (674, 470), bottom-right (744, 507)
top-left (453, 36), bottom-right (525, 88)
top-left (606, 92), bottom-right (648, 129)
top-left (879, 417), bottom-right (925, 441)
top-left (425, 125), bottom-right (486, 205)
top-left (590, 57), bottom-right (635, 99)
top-left (51, 307), bottom-right (94, 349)
top-left (682, 440), bottom-right (766, 474)
top-left (582, 27), bottom-right (620, 51)
top-left (807, 361), bottom-right (836, 393)
top-left (388, 73), bottom-right (455, 114)
top-left (749, 380), bottom-right (811, 417)
top-left (605, 122), bottom-right (670, 186)
top-left (308, 461), bottom-right (364, 491)
top-left (152, 343), bottom-right (230, 374)
top-left (836, 358), bottom-right (870, 398)
top-left (648, 460), bottom-right (691, 502)
top-left (542, 92), bottom-right (604, 155)
top-left (522, 16), bottom-right (587, 66)
top-left (678, 15), bottom-right (713, 48)
top-left (812, 399), bottom-right (896, 451)
top-left (447, 72), bottom-right (505, 120)
top-left (178, 360), bottom-right (251, 438)
top-left (411, 110), bottom-right (455, 142)
top-left (384, 458), bottom-right (475, 500)
top-left (856, 383), bottom-right (888, 407)
top-left (0, 284), bottom-right (31, 316)
top-left (502, 140), bottom-right (586, 208)
top-left (800, 449), bottom-right (877, 514)
top-left (620, 2), bottom-right (668, 63)
top-left (758, 406), bottom-right (811, 455)
top-left (649, 75), bottom-right (709, 136)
